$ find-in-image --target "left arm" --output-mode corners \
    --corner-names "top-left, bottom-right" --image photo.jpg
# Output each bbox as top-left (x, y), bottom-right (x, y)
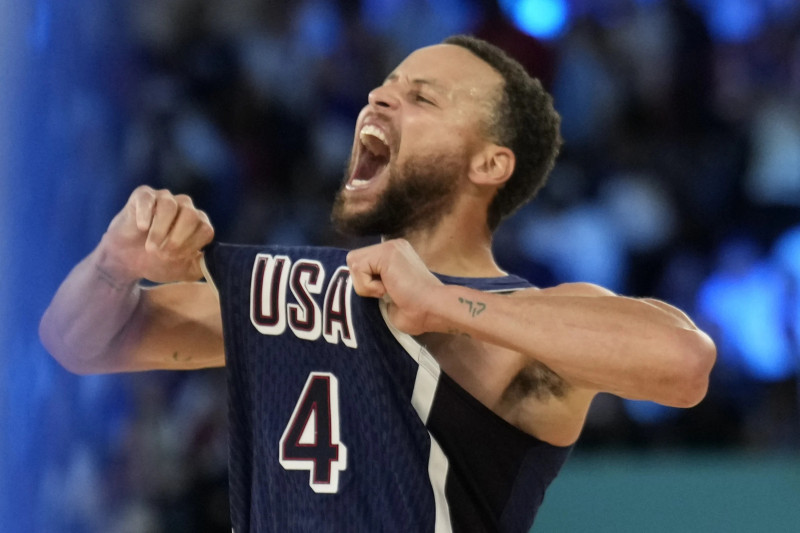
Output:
top-left (347, 240), bottom-right (716, 408)
top-left (432, 282), bottom-right (714, 407)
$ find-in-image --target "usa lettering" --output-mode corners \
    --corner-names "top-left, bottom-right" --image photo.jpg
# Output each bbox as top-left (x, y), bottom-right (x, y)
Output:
top-left (250, 254), bottom-right (358, 348)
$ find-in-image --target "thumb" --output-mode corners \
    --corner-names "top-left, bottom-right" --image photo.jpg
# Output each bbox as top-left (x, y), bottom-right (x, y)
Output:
top-left (351, 270), bottom-right (386, 299)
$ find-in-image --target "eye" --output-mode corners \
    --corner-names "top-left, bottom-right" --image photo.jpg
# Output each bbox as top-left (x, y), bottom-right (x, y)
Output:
top-left (413, 92), bottom-right (435, 106)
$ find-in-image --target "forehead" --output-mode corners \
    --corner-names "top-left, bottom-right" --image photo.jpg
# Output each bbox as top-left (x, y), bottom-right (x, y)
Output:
top-left (388, 44), bottom-right (503, 102)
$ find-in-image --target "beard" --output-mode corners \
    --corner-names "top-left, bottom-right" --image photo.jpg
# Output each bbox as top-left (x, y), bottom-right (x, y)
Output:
top-left (331, 150), bottom-right (464, 238)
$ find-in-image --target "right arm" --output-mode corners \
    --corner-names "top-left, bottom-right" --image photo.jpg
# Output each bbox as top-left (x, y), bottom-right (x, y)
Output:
top-left (39, 186), bottom-right (224, 374)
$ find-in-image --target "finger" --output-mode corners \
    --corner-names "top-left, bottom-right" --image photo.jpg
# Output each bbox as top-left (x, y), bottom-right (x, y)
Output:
top-left (145, 192), bottom-right (179, 252)
top-left (346, 248), bottom-right (380, 274)
top-left (180, 210), bottom-right (215, 253)
top-left (132, 186), bottom-right (157, 232)
top-left (160, 196), bottom-right (201, 251)
top-left (352, 272), bottom-right (386, 299)
top-left (347, 261), bottom-right (385, 300)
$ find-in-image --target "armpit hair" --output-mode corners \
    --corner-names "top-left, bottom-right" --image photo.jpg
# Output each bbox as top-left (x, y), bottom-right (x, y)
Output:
top-left (502, 360), bottom-right (569, 402)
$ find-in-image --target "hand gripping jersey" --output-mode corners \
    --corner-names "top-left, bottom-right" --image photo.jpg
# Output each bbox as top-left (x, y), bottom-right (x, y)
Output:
top-left (203, 243), bottom-right (571, 533)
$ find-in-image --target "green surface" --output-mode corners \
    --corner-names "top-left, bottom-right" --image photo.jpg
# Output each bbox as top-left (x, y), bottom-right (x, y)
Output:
top-left (533, 452), bottom-right (800, 532)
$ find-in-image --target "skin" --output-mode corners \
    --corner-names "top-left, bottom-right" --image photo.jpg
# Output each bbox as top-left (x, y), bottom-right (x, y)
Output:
top-left (39, 44), bottom-right (716, 447)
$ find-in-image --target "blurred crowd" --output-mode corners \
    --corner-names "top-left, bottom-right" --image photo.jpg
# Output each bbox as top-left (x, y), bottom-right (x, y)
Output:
top-left (25, 0), bottom-right (800, 531)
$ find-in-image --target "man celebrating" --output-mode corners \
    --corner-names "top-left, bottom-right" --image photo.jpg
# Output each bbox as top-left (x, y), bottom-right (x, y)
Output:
top-left (40, 36), bottom-right (715, 532)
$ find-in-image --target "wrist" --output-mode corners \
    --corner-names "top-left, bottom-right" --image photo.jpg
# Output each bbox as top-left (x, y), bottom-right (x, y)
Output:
top-left (94, 237), bottom-right (141, 288)
top-left (423, 284), bottom-right (461, 334)
top-left (429, 285), bottom-right (495, 337)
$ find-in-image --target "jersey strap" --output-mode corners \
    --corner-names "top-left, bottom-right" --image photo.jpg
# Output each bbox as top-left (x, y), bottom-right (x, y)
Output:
top-left (433, 272), bottom-right (534, 292)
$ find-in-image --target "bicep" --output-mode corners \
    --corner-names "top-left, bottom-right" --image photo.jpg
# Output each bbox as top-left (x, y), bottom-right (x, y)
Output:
top-left (103, 282), bottom-right (225, 372)
top-left (640, 298), bottom-right (698, 328)
top-left (515, 283), bottom-right (698, 329)
top-left (529, 281), bottom-right (617, 298)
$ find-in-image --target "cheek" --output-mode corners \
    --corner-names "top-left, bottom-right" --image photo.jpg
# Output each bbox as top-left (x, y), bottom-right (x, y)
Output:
top-left (400, 119), bottom-right (467, 154)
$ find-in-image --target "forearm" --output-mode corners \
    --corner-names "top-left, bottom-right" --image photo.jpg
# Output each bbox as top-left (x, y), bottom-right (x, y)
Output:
top-left (426, 285), bottom-right (715, 407)
top-left (39, 243), bottom-right (144, 374)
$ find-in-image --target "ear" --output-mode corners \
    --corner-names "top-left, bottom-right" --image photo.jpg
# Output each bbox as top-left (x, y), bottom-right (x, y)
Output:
top-left (468, 144), bottom-right (515, 188)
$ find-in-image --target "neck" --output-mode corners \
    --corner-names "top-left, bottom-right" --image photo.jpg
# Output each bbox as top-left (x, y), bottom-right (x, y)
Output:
top-left (393, 208), bottom-right (505, 278)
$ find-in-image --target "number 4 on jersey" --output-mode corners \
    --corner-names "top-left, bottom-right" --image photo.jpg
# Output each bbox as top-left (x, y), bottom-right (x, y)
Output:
top-left (279, 372), bottom-right (348, 493)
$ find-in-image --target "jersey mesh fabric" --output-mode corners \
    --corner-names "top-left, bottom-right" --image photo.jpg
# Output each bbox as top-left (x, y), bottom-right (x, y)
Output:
top-left (206, 243), bottom-right (436, 532)
top-left (205, 243), bottom-right (572, 533)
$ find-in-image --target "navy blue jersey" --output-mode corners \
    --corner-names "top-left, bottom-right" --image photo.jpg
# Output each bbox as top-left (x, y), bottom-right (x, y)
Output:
top-left (203, 243), bottom-right (571, 533)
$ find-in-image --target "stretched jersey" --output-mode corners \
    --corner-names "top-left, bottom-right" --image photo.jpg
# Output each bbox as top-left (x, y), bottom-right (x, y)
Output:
top-left (203, 243), bottom-right (571, 533)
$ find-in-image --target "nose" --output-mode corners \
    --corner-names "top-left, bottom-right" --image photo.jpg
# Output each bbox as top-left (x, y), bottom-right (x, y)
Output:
top-left (368, 84), bottom-right (400, 110)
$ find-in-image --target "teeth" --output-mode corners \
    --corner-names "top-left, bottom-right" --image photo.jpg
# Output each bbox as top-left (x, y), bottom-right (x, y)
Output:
top-left (346, 179), bottom-right (371, 190)
top-left (359, 124), bottom-right (388, 147)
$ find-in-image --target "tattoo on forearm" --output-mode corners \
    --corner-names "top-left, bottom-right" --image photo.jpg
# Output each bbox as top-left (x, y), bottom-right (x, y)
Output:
top-left (458, 297), bottom-right (486, 317)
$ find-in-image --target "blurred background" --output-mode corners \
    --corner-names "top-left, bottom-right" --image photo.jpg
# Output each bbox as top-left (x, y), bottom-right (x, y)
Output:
top-left (2, 0), bottom-right (799, 531)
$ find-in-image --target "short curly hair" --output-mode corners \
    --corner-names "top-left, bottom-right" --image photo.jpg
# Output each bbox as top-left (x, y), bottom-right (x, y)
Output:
top-left (443, 35), bottom-right (562, 230)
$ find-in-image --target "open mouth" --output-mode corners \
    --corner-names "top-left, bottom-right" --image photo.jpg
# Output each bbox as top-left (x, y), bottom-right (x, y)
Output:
top-left (347, 124), bottom-right (391, 190)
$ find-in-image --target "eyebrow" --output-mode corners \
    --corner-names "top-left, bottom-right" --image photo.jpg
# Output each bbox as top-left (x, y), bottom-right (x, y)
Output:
top-left (383, 73), bottom-right (446, 92)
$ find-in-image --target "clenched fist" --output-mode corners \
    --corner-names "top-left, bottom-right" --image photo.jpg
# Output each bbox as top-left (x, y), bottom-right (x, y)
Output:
top-left (99, 186), bottom-right (214, 283)
top-left (346, 239), bottom-right (445, 335)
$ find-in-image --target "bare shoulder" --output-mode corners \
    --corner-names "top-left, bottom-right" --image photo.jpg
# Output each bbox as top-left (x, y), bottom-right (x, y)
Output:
top-left (509, 282), bottom-right (616, 298)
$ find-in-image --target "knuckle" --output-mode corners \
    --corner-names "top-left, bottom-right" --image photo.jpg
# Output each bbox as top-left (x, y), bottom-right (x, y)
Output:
top-left (159, 195), bottom-right (178, 211)
top-left (175, 194), bottom-right (193, 207)
top-left (154, 189), bottom-right (176, 204)
top-left (195, 211), bottom-right (212, 229)
top-left (131, 186), bottom-right (154, 205)
top-left (198, 224), bottom-right (215, 241)
top-left (194, 208), bottom-right (209, 223)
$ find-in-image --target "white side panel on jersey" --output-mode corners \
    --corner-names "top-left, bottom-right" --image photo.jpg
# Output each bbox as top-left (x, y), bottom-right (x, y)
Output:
top-left (412, 351), bottom-right (440, 424)
top-left (428, 437), bottom-right (453, 533)
top-left (379, 300), bottom-right (454, 533)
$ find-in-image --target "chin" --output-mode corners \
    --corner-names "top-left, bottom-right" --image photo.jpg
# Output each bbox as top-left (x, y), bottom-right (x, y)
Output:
top-left (332, 201), bottom-right (402, 238)
top-left (331, 193), bottom-right (379, 237)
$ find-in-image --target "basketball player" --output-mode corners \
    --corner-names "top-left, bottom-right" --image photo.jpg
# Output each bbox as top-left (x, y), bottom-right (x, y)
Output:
top-left (40, 36), bottom-right (716, 532)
